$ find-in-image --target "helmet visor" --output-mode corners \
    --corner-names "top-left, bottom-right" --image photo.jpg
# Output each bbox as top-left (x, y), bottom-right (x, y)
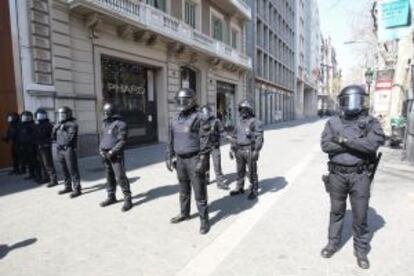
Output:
top-left (339, 94), bottom-right (369, 112)
top-left (36, 112), bottom-right (48, 121)
top-left (21, 115), bottom-right (32, 123)
top-left (58, 112), bottom-right (68, 122)
top-left (176, 97), bottom-right (193, 111)
top-left (7, 116), bottom-right (13, 123)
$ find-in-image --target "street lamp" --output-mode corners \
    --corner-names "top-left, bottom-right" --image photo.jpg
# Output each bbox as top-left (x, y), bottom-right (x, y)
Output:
top-left (364, 68), bottom-right (375, 94)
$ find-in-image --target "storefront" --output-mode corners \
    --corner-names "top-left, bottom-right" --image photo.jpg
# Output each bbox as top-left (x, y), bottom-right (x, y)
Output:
top-left (101, 55), bottom-right (158, 146)
top-left (216, 81), bottom-right (236, 129)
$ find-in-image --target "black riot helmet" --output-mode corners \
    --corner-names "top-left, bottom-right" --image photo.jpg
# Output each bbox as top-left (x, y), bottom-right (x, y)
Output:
top-left (103, 102), bottom-right (118, 119)
top-left (6, 112), bottom-right (19, 123)
top-left (238, 99), bottom-right (254, 118)
top-left (20, 111), bottom-right (34, 123)
top-left (57, 106), bottom-right (73, 123)
top-left (175, 88), bottom-right (197, 112)
top-left (35, 108), bottom-right (49, 122)
top-left (338, 85), bottom-right (369, 117)
top-left (200, 105), bottom-right (213, 120)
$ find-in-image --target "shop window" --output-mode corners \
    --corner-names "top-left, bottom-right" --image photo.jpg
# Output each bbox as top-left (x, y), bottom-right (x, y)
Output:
top-left (216, 81), bottom-right (236, 130)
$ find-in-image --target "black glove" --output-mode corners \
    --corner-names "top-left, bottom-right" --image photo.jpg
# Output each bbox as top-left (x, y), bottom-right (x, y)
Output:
top-left (195, 154), bottom-right (206, 174)
top-left (166, 155), bottom-right (176, 172)
top-left (251, 150), bottom-right (259, 161)
top-left (332, 135), bottom-right (348, 145)
top-left (99, 150), bottom-right (108, 159)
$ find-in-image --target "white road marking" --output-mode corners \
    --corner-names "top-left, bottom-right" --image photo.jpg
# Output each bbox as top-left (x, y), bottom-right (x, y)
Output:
top-left (176, 146), bottom-right (320, 276)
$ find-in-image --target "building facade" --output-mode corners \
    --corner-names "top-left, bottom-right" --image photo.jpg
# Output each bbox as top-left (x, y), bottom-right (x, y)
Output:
top-left (295, 0), bottom-right (320, 118)
top-left (318, 36), bottom-right (340, 113)
top-left (247, 0), bottom-right (296, 125)
top-left (2, 0), bottom-right (252, 166)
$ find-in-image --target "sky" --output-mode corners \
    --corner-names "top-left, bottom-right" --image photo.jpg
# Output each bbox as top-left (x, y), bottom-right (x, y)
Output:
top-left (317, 0), bottom-right (372, 81)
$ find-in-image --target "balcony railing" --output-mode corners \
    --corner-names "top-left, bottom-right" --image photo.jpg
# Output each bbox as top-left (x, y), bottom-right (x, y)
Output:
top-left (67, 0), bottom-right (252, 69)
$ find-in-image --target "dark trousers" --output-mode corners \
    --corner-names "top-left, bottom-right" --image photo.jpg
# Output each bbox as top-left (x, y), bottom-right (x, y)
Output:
top-left (211, 146), bottom-right (223, 179)
top-left (38, 146), bottom-right (57, 183)
top-left (235, 148), bottom-right (258, 193)
top-left (20, 143), bottom-right (39, 178)
top-left (11, 142), bottom-right (20, 172)
top-left (102, 152), bottom-right (131, 199)
top-left (327, 171), bottom-right (371, 254)
top-left (176, 155), bottom-right (208, 220)
top-left (57, 147), bottom-right (81, 191)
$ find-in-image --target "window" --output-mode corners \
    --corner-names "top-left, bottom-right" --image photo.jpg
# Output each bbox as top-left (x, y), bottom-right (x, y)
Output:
top-left (212, 16), bottom-right (223, 41)
top-left (185, 1), bottom-right (196, 28)
top-left (231, 29), bottom-right (238, 49)
top-left (147, 0), bottom-right (166, 11)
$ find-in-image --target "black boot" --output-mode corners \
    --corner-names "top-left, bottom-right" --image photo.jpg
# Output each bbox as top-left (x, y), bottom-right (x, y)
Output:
top-left (46, 179), bottom-right (58, 188)
top-left (100, 195), bottom-right (117, 207)
top-left (70, 189), bottom-right (82, 198)
top-left (170, 214), bottom-right (190, 224)
top-left (354, 251), bottom-right (370, 269)
top-left (200, 219), bottom-right (210, 235)
top-left (230, 186), bottom-right (244, 196)
top-left (321, 243), bottom-right (339, 258)
top-left (247, 191), bottom-right (258, 200)
top-left (58, 187), bottom-right (72, 195)
top-left (121, 197), bottom-right (133, 212)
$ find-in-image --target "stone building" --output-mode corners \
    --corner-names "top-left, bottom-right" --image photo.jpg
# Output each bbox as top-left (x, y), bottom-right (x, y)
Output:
top-left (1, 0), bottom-right (252, 165)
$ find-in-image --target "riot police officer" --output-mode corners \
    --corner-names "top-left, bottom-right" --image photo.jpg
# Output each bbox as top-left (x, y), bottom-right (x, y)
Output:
top-left (200, 105), bottom-right (226, 189)
top-left (53, 106), bottom-right (82, 198)
top-left (320, 85), bottom-right (385, 269)
top-left (18, 111), bottom-right (40, 181)
top-left (99, 103), bottom-right (132, 212)
top-left (166, 88), bottom-right (211, 234)
top-left (35, 109), bottom-right (58, 187)
top-left (2, 112), bottom-right (20, 174)
top-left (228, 99), bottom-right (264, 200)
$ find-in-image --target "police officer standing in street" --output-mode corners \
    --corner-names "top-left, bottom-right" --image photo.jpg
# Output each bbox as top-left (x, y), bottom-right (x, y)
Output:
top-left (53, 106), bottom-right (82, 198)
top-left (200, 105), bottom-right (227, 189)
top-left (35, 109), bottom-right (58, 187)
top-left (2, 112), bottom-right (21, 174)
top-left (228, 99), bottom-right (264, 200)
top-left (99, 103), bottom-right (133, 212)
top-left (166, 88), bottom-right (211, 234)
top-left (320, 85), bottom-right (385, 269)
top-left (18, 111), bottom-right (40, 182)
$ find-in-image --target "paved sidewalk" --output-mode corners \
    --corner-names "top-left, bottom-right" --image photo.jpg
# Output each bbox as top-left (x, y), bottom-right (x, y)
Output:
top-left (0, 118), bottom-right (413, 276)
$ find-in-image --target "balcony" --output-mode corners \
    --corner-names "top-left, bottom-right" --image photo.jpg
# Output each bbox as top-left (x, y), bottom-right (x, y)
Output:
top-left (66, 0), bottom-right (251, 69)
top-left (210, 0), bottom-right (251, 20)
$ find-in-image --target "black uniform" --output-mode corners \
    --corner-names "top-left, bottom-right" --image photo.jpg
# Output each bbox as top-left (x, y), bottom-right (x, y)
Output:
top-left (167, 108), bottom-right (210, 221)
top-left (230, 116), bottom-right (264, 198)
top-left (18, 116), bottom-right (39, 180)
top-left (99, 112), bottom-right (132, 212)
top-left (320, 85), bottom-right (385, 269)
top-left (2, 113), bottom-right (20, 173)
top-left (53, 118), bottom-right (81, 196)
top-left (206, 117), bottom-right (225, 186)
top-left (35, 119), bottom-right (58, 186)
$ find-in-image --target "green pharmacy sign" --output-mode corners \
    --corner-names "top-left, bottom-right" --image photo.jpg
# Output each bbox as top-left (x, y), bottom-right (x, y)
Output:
top-left (381, 0), bottom-right (411, 28)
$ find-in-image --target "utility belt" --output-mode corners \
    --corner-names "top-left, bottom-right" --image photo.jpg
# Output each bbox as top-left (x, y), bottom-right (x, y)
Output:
top-left (237, 144), bottom-right (252, 150)
top-left (328, 162), bottom-right (369, 174)
top-left (177, 151), bottom-right (199, 159)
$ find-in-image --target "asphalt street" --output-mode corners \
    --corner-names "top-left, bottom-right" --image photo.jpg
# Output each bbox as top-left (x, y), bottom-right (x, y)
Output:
top-left (1, 118), bottom-right (413, 276)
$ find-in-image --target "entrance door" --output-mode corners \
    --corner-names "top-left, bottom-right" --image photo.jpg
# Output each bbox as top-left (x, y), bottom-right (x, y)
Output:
top-left (101, 55), bottom-right (158, 146)
top-left (216, 81), bottom-right (236, 130)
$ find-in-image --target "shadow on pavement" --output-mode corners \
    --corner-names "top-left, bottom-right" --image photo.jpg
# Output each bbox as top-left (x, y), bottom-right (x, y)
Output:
top-left (209, 176), bottom-right (288, 226)
top-left (81, 177), bottom-right (140, 195)
top-left (339, 207), bottom-right (385, 252)
top-left (132, 183), bottom-right (178, 207)
top-left (0, 238), bottom-right (37, 260)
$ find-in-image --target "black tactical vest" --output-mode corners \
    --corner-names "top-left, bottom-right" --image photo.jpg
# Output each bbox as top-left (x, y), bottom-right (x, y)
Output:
top-left (172, 112), bottom-right (201, 155)
top-left (236, 117), bottom-right (255, 146)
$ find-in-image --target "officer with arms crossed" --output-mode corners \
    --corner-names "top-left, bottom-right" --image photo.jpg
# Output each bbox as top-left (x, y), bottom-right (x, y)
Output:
top-left (2, 112), bottom-right (21, 174)
top-left (199, 105), bottom-right (227, 189)
top-left (166, 88), bottom-right (211, 234)
top-left (35, 109), bottom-right (58, 187)
top-left (99, 103), bottom-right (133, 212)
top-left (53, 106), bottom-right (82, 198)
top-left (321, 85), bottom-right (385, 269)
top-left (228, 99), bottom-right (264, 200)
